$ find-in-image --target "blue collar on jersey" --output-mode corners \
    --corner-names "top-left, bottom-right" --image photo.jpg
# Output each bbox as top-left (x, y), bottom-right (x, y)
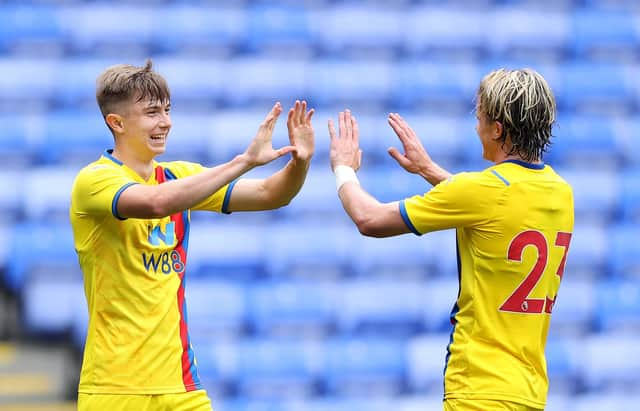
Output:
top-left (501, 159), bottom-right (545, 170)
top-left (103, 149), bottom-right (123, 166)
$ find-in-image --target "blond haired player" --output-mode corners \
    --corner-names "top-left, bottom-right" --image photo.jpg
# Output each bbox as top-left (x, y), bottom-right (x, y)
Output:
top-left (329, 68), bottom-right (573, 411)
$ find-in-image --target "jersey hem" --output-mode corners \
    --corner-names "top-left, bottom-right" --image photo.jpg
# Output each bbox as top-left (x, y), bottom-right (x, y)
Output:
top-left (78, 383), bottom-right (202, 395)
top-left (444, 392), bottom-right (545, 409)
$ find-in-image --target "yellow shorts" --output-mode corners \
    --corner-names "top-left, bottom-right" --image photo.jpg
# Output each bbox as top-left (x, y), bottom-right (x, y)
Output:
top-left (444, 398), bottom-right (542, 411)
top-left (78, 390), bottom-right (212, 411)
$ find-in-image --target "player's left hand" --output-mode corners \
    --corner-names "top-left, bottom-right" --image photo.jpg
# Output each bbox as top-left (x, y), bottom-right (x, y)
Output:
top-left (287, 100), bottom-right (315, 162)
top-left (329, 109), bottom-right (362, 171)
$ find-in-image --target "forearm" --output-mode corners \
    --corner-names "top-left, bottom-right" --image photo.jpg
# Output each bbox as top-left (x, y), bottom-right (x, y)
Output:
top-left (119, 155), bottom-right (254, 218)
top-left (419, 162), bottom-right (452, 186)
top-left (261, 156), bottom-right (311, 208)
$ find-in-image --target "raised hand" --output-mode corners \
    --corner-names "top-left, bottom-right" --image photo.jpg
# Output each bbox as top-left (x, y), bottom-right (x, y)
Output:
top-left (287, 100), bottom-right (315, 162)
top-left (243, 102), bottom-right (297, 167)
top-left (328, 109), bottom-right (362, 171)
top-left (387, 113), bottom-right (434, 176)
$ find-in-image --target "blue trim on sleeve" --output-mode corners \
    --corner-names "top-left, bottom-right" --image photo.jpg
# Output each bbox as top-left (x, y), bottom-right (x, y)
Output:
top-left (501, 159), bottom-right (545, 170)
top-left (164, 168), bottom-right (177, 181)
top-left (399, 200), bottom-right (421, 236)
top-left (103, 149), bottom-right (123, 165)
top-left (491, 169), bottom-right (510, 186)
top-left (112, 182), bottom-right (138, 220)
top-left (221, 180), bottom-right (237, 214)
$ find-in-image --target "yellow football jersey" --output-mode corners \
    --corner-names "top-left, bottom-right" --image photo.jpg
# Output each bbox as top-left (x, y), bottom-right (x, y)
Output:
top-left (70, 150), bottom-right (231, 394)
top-left (400, 160), bottom-right (574, 409)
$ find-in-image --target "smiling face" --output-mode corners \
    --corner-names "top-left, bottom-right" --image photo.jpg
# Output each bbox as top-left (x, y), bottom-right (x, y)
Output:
top-left (113, 97), bottom-right (172, 161)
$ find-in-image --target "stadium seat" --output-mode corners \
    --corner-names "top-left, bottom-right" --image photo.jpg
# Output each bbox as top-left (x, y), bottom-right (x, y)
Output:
top-left (562, 222), bottom-right (607, 278)
top-left (0, 6), bottom-right (64, 55)
top-left (235, 338), bottom-right (322, 399)
top-left (421, 279), bottom-right (459, 333)
top-left (264, 222), bottom-right (355, 279)
top-left (313, 6), bottom-right (402, 56)
top-left (0, 58), bottom-right (56, 103)
top-left (574, 394), bottom-right (640, 411)
top-left (23, 167), bottom-right (77, 220)
top-left (393, 61), bottom-right (479, 112)
top-left (22, 278), bottom-right (84, 336)
top-left (246, 281), bottom-right (338, 336)
top-left (608, 224), bottom-right (640, 279)
top-left (153, 6), bottom-right (246, 55)
top-left (185, 279), bottom-right (246, 338)
top-left (187, 221), bottom-right (268, 280)
top-left (548, 114), bottom-right (621, 168)
top-left (39, 112), bottom-right (107, 164)
top-left (558, 169), bottom-right (619, 222)
top-left (545, 337), bottom-right (581, 394)
top-left (550, 277), bottom-right (596, 335)
top-left (245, 5), bottom-right (314, 55)
top-left (337, 279), bottom-right (426, 336)
top-left (323, 337), bottom-right (407, 396)
top-left (5, 223), bottom-right (78, 293)
top-left (61, 5), bottom-right (154, 56)
top-left (308, 59), bottom-right (393, 108)
top-left (488, 8), bottom-right (569, 59)
top-left (619, 169), bottom-right (640, 223)
top-left (221, 58), bottom-right (309, 107)
top-left (0, 114), bottom-right (36, 166)
top-left (0, 170), bottom-right (23, 219)
top-left (406, 333), bottom-right (451, 393)
top-left (560, 63), bottom-right (635, 113)
top-left (403, 7), bottom-right (485, 57)
top-left (52, 59), bottom-right (121, 108)
top-left (570, 10), bottom-right (639, 60)
top-left (581, 334), bottom-right (640, 390)
top-left (152, 58), bottom-right (226, 106)
top-left (595, 278), bottom-right (640, 332)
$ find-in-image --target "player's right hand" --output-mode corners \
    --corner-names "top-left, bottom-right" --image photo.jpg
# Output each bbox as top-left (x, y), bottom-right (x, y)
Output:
top-left (243, 102), bottom-right (297, 166)
top-left (387, 113), bottom-right (434, 176)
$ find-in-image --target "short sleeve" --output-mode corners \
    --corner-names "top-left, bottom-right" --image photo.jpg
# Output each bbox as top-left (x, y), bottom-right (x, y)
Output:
top-left (400, 172), bottom-right (494, 235)
top-left (158, 161), bottom-right (231, 213)
top-left (71, 164), bottom-right (138, 220)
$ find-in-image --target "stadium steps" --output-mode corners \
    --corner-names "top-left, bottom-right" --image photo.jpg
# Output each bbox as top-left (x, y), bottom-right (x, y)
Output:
top-left (0, 342), bottom-right (76, 408)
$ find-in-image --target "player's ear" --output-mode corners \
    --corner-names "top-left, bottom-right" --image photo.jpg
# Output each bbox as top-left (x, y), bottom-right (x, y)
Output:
top-left (105, 113), bottom-right (124, 134)
top-left (493, 121), bottom-right (503, 141)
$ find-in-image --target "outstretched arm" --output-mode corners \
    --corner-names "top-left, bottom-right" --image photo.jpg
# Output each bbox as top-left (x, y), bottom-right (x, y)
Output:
top-left (117, 103), bottom-right (295, 218)
top-left (387, 113), bottom-right (451, 186)
top-left (329, 110), bottom-right (410, 238)
top-left (226, 100), bottom-right (315, 212)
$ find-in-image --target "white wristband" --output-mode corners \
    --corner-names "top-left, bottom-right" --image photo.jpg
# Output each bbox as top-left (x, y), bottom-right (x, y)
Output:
top-left (334, 165), bottom-right (360, 191)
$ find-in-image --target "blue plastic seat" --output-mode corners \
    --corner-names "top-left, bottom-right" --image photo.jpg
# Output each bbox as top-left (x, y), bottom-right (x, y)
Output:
top-left (314, 6), bottom-right (402, 56)
top-left (608, 224), bottom-right (640, 279)
top-left (0, 58), bottom-right (56, 102)
top-left (403, 7), bottom-right (485, 57)
top-left (557, 169), bottom-right (618, 222)
top-left (561, 222), bottom-right (607, 279)
top-left (220, 58), bottom-right (309, 107)
top-left (324, 337), bottom-right (406, 395)
top-left (22, 278), bottom-right (84, 336)
top-left (53, 59), bottom-right (121, 108)
top-left (549, 277), bottom-right (596, 336)
top-left (545, 337), bottom-right (581, 394)
top-left (264, 222), bottom-right (355, 279)
top-left (406, 333), bottom-right (451, 393)
top-left (246, 281), bottom-right (337, 336)
top-left (487, 8), bottom-right (569, 58)
top-left (152, 58), bottom-right (226, 106)
top-left (187, 221), bottom-right (268, 280)
top-left (0, 6), bottom-right (64, 54)
top-left (0, 114), bottom-right (35, 166)
top-left (337, 280), bottom-right (426, 336)
top-left (153, 6), bottom-right (246, 55)
top-left (421, 279), bottom-right (460, 333)
top-left (581, 334), bottom-right (640, 390)
top-left (595, 278), bottom-right (640, 331)
top-left (570, 10), bottom-right (639, 60)
top-left (0, 171), bottom-right (23, 219)
top-left (23, 167), bottom-right (77, 220)
top-left (39, 112), bottom-right (107, 165)
top-left (393, 61), bottom-right (479, 111)
top-left (308, 59), bottom-right (393, 107)
top-left (235, 338), bottom-right (322, 399)
top-left (560, 63), bottom-right (635, 113)
top-left (575, 394), bottom-right (640, 411)
top-left (245, 6), bottom-right (313, 54)
top-left (619, 169), bottom-right (640, 223)
top-left (5, 223), bottom-right (78, 293)
top-left (185, 280), bottom-right (246, 338)
top-left (549, 114), bottom-right (621, 168)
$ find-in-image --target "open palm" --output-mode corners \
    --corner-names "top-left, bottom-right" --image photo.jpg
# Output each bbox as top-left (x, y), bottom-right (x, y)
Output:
top-left (287, 100), bottom-right (315, 162)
